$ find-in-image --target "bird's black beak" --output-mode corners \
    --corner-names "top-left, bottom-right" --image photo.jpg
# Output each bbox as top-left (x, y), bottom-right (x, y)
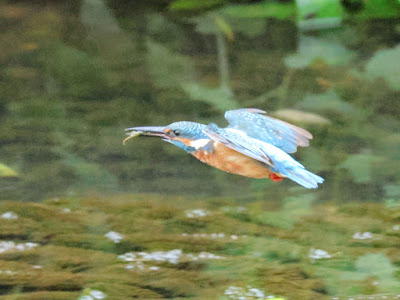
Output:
top-left (123, 126), bottom-right (167, 145)
top-left (126, 126), bottom-right (167, 137)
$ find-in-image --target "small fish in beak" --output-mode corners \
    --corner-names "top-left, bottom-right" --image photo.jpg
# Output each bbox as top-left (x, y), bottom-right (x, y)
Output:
top-left (123, 126), bottom-right (168, 145)
top-left (123, 130), bottom-right (142, 145)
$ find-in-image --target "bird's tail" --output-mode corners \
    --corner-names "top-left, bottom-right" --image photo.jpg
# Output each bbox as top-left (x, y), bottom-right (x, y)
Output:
top-left (285, 167), bottom-right (324, 189)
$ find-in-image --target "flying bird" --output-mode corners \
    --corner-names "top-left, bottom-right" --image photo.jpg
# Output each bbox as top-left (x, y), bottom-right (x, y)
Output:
top-left (124, 108), bottom-right (324, 189)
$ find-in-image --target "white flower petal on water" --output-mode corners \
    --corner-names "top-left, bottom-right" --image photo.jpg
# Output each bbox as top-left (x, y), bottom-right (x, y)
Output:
top-left (89, 290), bottom-right (107, 299)
top-left (118, 253), bottom-right (136, 261)
top-left (0, 241), bottom-right (38, 254)
top-left (118, 249), bottom-right (224, 266)
top-left (353, 232), bottom-right (373, 240)
top-left (248, 287), bottom-right (264, 298)
top-left (185, 209), bottom-right (209, 218)
top-left (309, 248), bottom-right (331, 260)
top-left (224, 286), bottom-right (266, 299)
top-left (25, 242), bottom-right (38, 248)
top-left (1, 212), bottom-right (18, 220)
top-left (104, 231), bottom-right (123, 243)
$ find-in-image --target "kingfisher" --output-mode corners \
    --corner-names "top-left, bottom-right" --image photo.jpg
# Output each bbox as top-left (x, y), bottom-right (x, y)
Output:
top-left (124, 108), bottom-right (324, 189)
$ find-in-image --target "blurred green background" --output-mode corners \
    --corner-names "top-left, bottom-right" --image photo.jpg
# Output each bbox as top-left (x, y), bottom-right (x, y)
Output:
top-left (1, 0), bottom-right (400, 203)
top-left (1, 0), bottom-right (400, 299)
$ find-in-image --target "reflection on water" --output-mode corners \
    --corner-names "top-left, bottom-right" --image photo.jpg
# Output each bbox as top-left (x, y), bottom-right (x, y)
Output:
top-left (1, 0), bottom-right (400, 202)
top-left (1, 0), bottom-right (400, 298)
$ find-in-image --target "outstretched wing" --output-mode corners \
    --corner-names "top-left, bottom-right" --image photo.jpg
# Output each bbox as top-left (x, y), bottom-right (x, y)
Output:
top-left (203, 123), bottom-right (274, 167)
top-left (224, 108), bottom-right (312, 153)
top-left (203, 123), bottom-right (324, 189)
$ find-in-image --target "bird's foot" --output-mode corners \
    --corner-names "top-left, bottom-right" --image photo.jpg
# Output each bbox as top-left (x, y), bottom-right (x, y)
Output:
top-left (269, 173), bottom-right (283, 182)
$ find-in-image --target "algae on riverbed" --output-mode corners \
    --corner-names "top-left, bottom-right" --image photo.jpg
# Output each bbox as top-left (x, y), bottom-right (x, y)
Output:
top-left (1, 194), bottom-right (400, 299)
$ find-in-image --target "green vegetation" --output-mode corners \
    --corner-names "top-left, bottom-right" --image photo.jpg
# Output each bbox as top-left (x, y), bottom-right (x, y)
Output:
top-left (0, 195), bottom-right (399, 299)
top-left (0, 164), bottom-right (18, 178)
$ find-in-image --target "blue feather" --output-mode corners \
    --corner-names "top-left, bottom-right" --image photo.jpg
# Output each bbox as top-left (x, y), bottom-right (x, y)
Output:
top-left (203, 123), bottom-right (324, 189)
top-left (225, 109), bottom-right (312, 153)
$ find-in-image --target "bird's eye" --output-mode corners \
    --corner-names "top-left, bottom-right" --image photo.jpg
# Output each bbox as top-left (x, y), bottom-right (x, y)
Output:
top-left (173, 130), bottom-right (180, 136)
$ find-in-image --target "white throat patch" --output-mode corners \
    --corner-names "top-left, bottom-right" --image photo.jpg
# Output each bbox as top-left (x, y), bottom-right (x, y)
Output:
top-left (190, 139), bottom-right (210, 150)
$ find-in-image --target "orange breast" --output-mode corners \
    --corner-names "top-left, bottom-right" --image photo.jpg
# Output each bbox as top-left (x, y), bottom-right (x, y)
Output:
top-left (192, 141), bottom-right (272, 179)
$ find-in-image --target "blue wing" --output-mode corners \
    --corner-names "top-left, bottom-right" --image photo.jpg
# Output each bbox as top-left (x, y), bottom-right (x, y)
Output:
top-left (203, 123), bottom-right (274, 167)
top-left (203, 123), bottom-right (324, 189)
top-left (224, 108), bottom-right (312, 154)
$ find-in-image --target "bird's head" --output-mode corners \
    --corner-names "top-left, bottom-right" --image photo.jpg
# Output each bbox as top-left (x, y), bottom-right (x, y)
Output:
top-left (124, 121), bottom-right (208, 152)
